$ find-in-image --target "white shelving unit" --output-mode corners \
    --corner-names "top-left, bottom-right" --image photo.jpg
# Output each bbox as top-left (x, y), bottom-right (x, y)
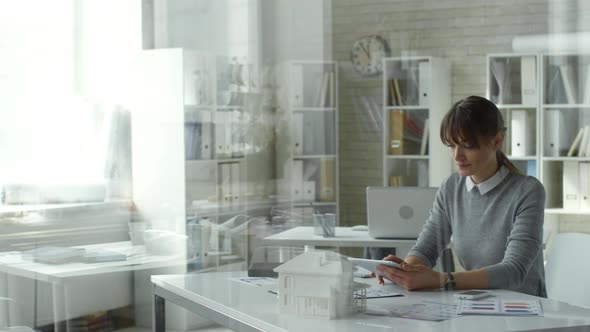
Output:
top-left (487, 52), bottom-right (590, 215)
top-left (132, 48), bottom-right (269, 329)
top-left (486, 53), bottom-right (541, 179)
top-left (275, 60), bottom-right (339, 224)
top-left (382, 56), bottom-right (452, 187)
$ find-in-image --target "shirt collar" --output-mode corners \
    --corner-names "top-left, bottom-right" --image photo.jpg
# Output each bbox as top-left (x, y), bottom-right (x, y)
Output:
top-left (465, 166), bottom-right (509, 195)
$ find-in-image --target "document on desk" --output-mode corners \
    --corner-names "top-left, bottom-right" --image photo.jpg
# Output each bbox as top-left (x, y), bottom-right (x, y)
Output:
top-left (366, 300), bottom-right (459, 321)
top-left (232, 277), bottom-right (277, 287)
top-left (457, 299), bottom-right (543, 316)
top-left (355, 286), bottom-right (403, 299)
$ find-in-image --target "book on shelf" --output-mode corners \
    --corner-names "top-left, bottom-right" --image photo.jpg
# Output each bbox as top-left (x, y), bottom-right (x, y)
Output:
top-left (329, 71), bottom-right (335, 107)
top-left (319, 159), bottom-right (335, 201)
top-left (389, 110), bottom-right (404, 154)
top-left (388, 175), bottom-right (403, 187)
top-left (521, 56), bottom-right (537, 105)
top-left (420, 118), bottom-right (429, 155)
top-left (579, 126), bottom-right (590, 157)
top-left (559, 64), bottom-right (577, 104)
top-left (563, 161), bottom-right (590, 210)
top-left (393, 79), bottom-right (404, 106)
top-left (388, 79), bottom-right (397, 106)
top-left (568, 127), bottom-right (586, 157)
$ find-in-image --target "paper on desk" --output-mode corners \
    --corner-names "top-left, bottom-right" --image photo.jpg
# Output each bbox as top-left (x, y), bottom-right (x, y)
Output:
top-left (355, 286), bottom-right (403, 299)
top-left (232, 277), bottom-right (278, 287)
top-left (457, 299), bottom-right (543, 316)
top-left (365, 300), bottom-right (459, 321)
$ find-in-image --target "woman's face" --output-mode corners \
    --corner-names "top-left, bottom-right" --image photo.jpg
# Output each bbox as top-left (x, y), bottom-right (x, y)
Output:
top-left (450, 133), bottom-right (503, 183)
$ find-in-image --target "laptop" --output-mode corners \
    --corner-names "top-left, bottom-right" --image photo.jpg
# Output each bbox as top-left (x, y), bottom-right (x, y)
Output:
top-left (366, 186), bottom-right (438, 239)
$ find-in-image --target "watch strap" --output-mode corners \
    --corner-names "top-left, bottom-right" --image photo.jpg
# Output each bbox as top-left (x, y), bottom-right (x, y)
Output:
top-left (444, 272), bottom-right (456, 291)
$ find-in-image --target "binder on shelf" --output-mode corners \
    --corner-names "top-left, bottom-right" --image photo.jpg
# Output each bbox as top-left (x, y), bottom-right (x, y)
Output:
top-left (201, 113), bottom-right (212, 160)
top-left (544, 110), bottom-right (566, 157)
top-left (417, 160), bottom-right (428, 187)
top-left (293, 113), bottom-right (304, 155)
top-left (563, 161), bottom-right (579, 210)
top-left (559, 64), bottom-right (577, 104)
top-left (568, 127), bottom-right (585, 157)
top-left (303, 181), bottom-right (316, 202)
top-left (511, 110), bottom-right (533, 156)
top-left (579, 126), bottom-right (590, 157)
top-left (302, 113), bottom-right (314, 155)
top-left (520, 56), bottom-right (537, 105)
top-left (231, 111), bottom-right (244, 158)
top-left (420, 118), bottom-right (429, 155)
top-left (219, 163), bottom-right (232, 206)
top-left (503, 109), bottom-right (511, 155)
top-left (389, 110), bottom-right (404, 154)
top-left (215, 112), bottom-right (226, 158)
top-left (418, 61), bottom-right (430, 106)
top-left (292, 160), bottom-right (304, 202)
top-left (224, 112), bottom-right (233, 158)
top-left (583, 64), bottom-right (590, 105)
top-left (319, 159), bottom-right (335, 201)
top-left (579, 162), bottom-right (590, 210)
top-left (291, 64), bottom-right (304, 108)
top-left (231, 162), bottom-right (241, 206)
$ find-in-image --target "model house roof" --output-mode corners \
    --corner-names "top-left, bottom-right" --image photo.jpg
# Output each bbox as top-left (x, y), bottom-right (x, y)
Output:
top-left (273, 251), bottom-right (353, 276)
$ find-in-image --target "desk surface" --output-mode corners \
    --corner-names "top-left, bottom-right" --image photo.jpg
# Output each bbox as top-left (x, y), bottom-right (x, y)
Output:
top-left (152, 272), bottom-right (590, 332)
top-left (0, 241), bottom-right (185, 283)
top-left (262, 226), bottom-right (416, 248)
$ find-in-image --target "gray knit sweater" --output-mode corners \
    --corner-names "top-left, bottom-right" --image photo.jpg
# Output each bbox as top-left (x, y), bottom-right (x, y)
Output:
top-left (407, 170), bottom-right (547, 297)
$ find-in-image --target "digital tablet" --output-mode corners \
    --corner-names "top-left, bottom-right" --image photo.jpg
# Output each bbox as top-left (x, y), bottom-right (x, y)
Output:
top-left (348, 258), bottom-right (402, 276)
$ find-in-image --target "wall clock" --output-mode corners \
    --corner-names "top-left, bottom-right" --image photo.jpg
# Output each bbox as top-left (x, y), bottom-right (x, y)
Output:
top-left (350, 35), bottom-right (391, 77)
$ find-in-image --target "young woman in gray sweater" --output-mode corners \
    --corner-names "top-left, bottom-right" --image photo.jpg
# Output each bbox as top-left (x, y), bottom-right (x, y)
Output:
top-left (377, 95), bottom-right (546, 297)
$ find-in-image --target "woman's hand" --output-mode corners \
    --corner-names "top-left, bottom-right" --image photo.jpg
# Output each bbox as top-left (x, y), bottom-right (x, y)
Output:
top-left (376, 254), bottom-right (444, 291)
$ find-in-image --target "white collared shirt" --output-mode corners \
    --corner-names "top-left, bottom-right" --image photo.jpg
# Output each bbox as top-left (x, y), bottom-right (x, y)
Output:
top-left (465, 166), bottom-right (509, 195)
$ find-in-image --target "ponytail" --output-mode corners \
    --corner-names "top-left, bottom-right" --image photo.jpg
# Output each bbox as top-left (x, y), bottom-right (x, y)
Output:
top-left (496, 150), bottom-right (523, 175)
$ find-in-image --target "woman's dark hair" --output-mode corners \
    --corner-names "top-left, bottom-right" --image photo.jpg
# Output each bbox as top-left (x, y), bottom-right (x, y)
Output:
top-left (440, 95), bottom-right (522, 174)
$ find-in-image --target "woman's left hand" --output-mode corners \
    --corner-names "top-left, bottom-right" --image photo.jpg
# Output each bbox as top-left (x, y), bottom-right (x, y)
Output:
top-left (376, 262), bottom-right (444, 291)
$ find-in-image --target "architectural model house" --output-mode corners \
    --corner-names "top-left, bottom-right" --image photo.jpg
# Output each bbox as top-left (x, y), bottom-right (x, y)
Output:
top-left (273, 251), bottom-right (367, 319)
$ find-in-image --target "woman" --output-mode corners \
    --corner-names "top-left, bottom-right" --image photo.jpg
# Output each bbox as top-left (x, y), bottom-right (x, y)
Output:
top-left (377, 95), bottom-right (546, 297)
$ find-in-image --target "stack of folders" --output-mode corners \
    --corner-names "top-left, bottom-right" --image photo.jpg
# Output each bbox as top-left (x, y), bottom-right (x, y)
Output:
top-left (457, 299), bottom-right (543, 316)
top-left (566, 125), bottom-right (590, 157)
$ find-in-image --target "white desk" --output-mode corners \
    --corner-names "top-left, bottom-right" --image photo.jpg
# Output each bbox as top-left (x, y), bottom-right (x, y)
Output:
top-left (0, 242), bottom-right (186, 331)
top-left (262, 226), bottom-right (415, 250)
top-left (152, 271), bottom-right (590, 332)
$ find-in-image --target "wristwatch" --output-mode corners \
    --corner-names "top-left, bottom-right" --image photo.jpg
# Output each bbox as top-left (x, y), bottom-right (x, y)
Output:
top-left (444, 272), bottom-right (456, 290)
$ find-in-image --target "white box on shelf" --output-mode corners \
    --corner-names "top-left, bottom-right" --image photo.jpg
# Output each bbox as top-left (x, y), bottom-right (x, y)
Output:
top-left (201, 113), bottom-right (212, 160)
top-left (231, 163), bottom-right (241, 206)
top-left (215, 112), bottom-right (227, 158)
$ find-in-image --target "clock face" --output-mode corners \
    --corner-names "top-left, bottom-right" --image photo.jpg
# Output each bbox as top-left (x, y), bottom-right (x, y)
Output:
top-left (350, 35), bottom-right (391, 76)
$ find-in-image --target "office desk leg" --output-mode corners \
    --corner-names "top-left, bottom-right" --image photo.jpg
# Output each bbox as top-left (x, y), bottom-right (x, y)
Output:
top-left (154, 294), bottom-right (165, 332)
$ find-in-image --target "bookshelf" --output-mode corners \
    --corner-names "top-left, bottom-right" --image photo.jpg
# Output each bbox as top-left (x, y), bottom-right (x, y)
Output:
top-left (275, 60), bottom-right (339, 225)
top-left (487, 52), bottom-right (590, 215)
top-left (132, 48), bottom-right (273, 329)
top-left (382, 56), bottom-right (452, 188)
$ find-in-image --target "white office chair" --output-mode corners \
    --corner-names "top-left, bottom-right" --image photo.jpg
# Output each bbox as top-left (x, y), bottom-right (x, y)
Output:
top-left (544, 232), bottom-right (590, 308)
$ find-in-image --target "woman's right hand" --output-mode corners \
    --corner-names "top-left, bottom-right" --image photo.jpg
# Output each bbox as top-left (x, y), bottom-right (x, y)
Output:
top-left (376, 255), bottom-right (406, 285)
